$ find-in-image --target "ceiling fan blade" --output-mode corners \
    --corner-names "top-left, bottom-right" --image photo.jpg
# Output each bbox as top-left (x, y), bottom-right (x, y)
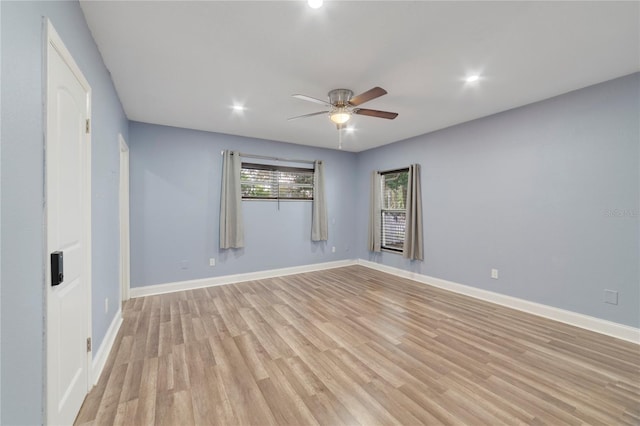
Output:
top-left (348, 86), bottom-right (387, 106)
top-left (287, 111), bottom-right (329, 121)
top-left (292, 94), bottom-right (332, 107)
top-left (353, 108), bottom-right (398, 120)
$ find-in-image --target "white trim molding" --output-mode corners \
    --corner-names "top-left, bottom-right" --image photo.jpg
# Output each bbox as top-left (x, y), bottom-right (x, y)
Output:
top-left (118, 134), bottom-right (131, 303)
top-left (91, 310), bottom-right (123, 385)
top-left (130, 259), bottom-right (357, 298)
top-left (357, 259), bottom-right (639, 344)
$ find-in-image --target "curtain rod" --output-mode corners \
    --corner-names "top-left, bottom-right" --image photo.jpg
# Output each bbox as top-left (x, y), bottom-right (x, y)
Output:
top-left (221, 150), bottom-right (315, 165)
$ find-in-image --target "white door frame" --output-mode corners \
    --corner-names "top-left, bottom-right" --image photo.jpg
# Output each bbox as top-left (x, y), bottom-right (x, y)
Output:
top-left (119, 134), bottom-right (130, 303)
top-left (44, 18), bottom-right (93, 422)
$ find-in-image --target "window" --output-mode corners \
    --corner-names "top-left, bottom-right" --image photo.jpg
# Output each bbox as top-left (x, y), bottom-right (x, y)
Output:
top-left (380, 168), bottom-right (408, 251)
top-left (241, 163), bottom-right (314, 200)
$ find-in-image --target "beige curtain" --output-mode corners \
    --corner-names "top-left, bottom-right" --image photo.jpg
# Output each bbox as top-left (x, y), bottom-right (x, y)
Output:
top-left (219, 150), bottom-right (244, 249)
top-left (367, 171), bottom-right (381, 252)
top-left (311, 160), bottom-right (328, 241)
top-left (403, 164), bottom-right (423, 260)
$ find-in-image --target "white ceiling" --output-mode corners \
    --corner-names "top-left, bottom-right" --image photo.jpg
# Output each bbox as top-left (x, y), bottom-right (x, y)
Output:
top-left (80, 1), bottom-right (639, 152)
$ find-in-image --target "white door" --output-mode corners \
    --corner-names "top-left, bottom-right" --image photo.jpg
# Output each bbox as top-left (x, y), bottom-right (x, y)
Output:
top-left (119, 135), bottom-right (130, 303)
top-left (46, 21), bottom-right (92, 426)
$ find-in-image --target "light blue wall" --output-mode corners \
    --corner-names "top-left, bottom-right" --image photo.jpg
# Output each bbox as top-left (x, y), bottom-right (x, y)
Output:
top-left (1, 1), bottom-right (127, 423)
top-left (129, 122), bottom-right (357, 287)
top-left (356, 73), bottom-right (640, 328)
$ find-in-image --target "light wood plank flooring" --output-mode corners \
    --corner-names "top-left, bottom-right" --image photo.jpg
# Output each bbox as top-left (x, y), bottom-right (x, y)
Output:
top-left (76, 265), bottom-right (640, 425)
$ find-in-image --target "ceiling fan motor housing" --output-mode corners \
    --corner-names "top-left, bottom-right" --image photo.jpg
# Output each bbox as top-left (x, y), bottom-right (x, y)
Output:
top-left (328, 89), bottom-right (354, 107)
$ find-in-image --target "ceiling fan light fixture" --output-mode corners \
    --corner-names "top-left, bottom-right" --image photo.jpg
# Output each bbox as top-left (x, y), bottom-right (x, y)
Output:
top-left (290, 87), bottom-right (397, 127)
top-left (308, 0), bottom-right (323, 9)
top-left (330, 110), bottom-right (351, 124)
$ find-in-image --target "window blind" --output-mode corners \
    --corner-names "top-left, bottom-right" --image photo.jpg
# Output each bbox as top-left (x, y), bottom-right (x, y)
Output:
top-left (241, 163), bottom-right (314, 200)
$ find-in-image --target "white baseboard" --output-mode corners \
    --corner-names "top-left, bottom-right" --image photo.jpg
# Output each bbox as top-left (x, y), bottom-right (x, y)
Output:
top-left (91, 309), bottom-right (123, 385)
top-left (129, 259), bottom-right (357, 299)
top-left (126, 257), bottom-right (638, 345)
top-left (357, 259), bottom-right (639, 344)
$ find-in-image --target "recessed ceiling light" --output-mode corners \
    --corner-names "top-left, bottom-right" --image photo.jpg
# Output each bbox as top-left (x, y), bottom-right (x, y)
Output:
top-left (345, 126), bottom-right (355, 133)
top-left (232, 105), bottom-right (245, 111)
top-left (465, 75), bottom-right (480, 83)
top-left (308, 0), bottom-right (323, 9)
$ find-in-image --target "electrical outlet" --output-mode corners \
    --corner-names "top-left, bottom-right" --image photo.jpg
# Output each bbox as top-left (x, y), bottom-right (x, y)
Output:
top-left (331, 246), bottom-right (336, 253)
top-left (604, 289), bottom-right (618, 305)
top-left (209, 258), bottom-right (216, 267)
top-left (105, 298), bottom-right (109, 313)
top-left (180, 260), bottom-right (189, 270)
top-left (491, 269), bottom-right (499, 279)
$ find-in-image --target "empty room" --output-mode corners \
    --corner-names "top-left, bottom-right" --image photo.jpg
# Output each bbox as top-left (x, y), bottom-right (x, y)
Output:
top-left (1, 1), bottom-right (639, 425)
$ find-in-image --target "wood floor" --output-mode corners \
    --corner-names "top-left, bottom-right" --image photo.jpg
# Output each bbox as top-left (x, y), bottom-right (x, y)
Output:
top-left (76, 266), bottom-right (640, 425)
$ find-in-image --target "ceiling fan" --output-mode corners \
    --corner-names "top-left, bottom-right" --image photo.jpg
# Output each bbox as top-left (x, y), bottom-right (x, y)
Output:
top-left (288, 87), bottom-right (398, 129)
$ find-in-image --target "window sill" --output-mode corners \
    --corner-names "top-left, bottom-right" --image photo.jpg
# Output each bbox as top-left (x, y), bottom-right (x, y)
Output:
top-left (242, 198), bottom-right (313, 202)
top-left (381, 248), bottom-right (403, 255)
